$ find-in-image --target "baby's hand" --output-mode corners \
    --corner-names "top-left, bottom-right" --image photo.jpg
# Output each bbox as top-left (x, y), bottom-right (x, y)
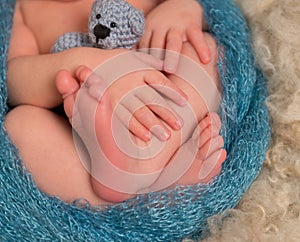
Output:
top-left (138, 0), bottom-right (211, 73)
top-left (112, 71), bottom-right (186, 142)
top-left (74, 65), bottom-right (187, 142)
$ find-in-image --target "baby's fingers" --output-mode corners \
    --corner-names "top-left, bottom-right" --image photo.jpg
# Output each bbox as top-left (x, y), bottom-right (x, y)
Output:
top-left (149, 30), bottom-right (168, 60)
top-left (138, 30), bottom-right (152, 52)
top-left (187, 25), bottom-right (211, 64)
top-left (138, 29), bottom-right (166, 61)
top-left (134, 86), bottom-right (184, 131)
top-left (114, 103), bottom-right (151, 142)
top-left (134, 51), bottom-right (164, 71)
top-left (118, 93), bottom-right (171, 142)
top-left (144, 71), bottom-right (188, 107)
top-left (164, 29), bottom-right (183, 73)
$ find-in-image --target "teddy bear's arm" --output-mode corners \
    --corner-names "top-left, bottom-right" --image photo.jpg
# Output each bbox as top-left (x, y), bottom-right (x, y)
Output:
top-left (51, 32), bottom-right (93, 53)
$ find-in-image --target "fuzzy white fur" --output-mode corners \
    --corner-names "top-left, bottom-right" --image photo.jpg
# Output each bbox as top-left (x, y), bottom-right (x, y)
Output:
top-left (200, 0), bottom-right (300, 241)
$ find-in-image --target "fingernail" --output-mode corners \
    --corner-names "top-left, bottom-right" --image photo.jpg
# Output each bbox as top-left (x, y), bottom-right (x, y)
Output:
top-left (202, 54), bottom-right (211, 64)
top-left (158, 130), bottom-right (170, 141)
top-left (178, 95), bottom-right (188, 106)
top-left (151, 126), bottom-right (170, 141)
top-left (164, 64), bottom-right (175, 73)
top-left (173, 118), bottom-right (184, 130)
top-left (143, 131), bottom-right (151, 141)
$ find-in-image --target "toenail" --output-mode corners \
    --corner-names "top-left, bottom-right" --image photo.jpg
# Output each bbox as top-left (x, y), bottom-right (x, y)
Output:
top-left (88, 84), bottom-right (105, 101)
top-left (199, 150), bottom-right (222, 181)
top-left (62, 87), bottom-right (78, 100)
top-left (211, 113), bottom-right (220, 125)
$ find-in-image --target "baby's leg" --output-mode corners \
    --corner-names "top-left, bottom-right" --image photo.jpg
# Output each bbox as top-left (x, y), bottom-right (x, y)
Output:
top-left (56, 33), bottom-right (225, 203)
top-left (57, 70), bottom-right (175, 202)
top-left (164, 33), bottom-right (226, 185)
top-left (4, 105), bottom-right (105, 205)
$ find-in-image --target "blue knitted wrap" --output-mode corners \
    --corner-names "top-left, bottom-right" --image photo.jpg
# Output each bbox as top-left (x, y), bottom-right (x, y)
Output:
top-left (0, 0), bottom-right (270, 241)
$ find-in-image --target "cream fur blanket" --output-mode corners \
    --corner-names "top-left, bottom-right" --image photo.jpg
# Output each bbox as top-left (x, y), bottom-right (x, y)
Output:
top-left (200, 0), bottom-right (300, 241)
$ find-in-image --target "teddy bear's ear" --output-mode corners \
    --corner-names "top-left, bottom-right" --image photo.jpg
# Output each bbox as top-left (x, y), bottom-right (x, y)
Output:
top-left (128, 8), bottom-right (145, 37)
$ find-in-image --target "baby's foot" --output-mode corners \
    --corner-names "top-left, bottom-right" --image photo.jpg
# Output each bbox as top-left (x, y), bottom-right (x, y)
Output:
top-left (56, 69), bottom-right (226, 203)
top-left (56, 68), bottom-right (172, 203)
top-left (148, 113), bottom-right (226, 191)
top-left (177, 113), bottom-right (226, 185)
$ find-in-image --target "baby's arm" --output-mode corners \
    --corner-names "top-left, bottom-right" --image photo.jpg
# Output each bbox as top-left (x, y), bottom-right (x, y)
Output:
top-left (7, 2), bottom-right (126, 108)
top-left (7, 46), bottom-right (125, 108)
top-left (129, 0), bottom-right (164, 15)
top-left (138, 0), bottom-right (210, 72)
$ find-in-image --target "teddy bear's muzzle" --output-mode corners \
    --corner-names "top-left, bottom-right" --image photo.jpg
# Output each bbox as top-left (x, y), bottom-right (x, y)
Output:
top-left (94, 24), bottom-right (111, 42)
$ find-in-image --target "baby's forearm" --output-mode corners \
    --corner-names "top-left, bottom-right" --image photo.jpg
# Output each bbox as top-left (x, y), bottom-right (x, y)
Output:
top-left (6, 47), bottom-right (125, 108)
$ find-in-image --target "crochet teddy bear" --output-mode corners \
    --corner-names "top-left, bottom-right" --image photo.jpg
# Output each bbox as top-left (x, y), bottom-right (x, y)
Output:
top-left (52, 0), bottom-right (145, 52)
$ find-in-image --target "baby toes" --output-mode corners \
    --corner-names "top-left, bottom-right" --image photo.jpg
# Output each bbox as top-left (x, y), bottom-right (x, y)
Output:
top-left (76, 66), bottom-right (107, 102)
top-left (192, 112), bottom-right (222, 148)
top-left (196, 135), bottom-right (224, 161)
top-left (55, 70), bottom-right (80, 122)
top-left (198, 148), bottom-right (226, 183)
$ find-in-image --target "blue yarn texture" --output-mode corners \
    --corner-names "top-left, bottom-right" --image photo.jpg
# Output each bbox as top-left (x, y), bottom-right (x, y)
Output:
top-left (0, 0), bottom-right (270, 241)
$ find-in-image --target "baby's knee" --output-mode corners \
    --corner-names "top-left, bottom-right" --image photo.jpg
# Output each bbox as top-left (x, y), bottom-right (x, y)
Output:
top-left (5, 105), bottom-right (35, 149)
top-left (5, 105), bottom-right (29, 132)
top-left (5, 105), bottom-right (60, 142)
top-left (5, 105), bottom-right (44, 127)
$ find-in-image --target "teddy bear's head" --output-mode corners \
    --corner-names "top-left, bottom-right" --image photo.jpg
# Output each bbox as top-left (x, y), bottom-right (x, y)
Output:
top-left (89, 0), bottom-right (145, 49)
